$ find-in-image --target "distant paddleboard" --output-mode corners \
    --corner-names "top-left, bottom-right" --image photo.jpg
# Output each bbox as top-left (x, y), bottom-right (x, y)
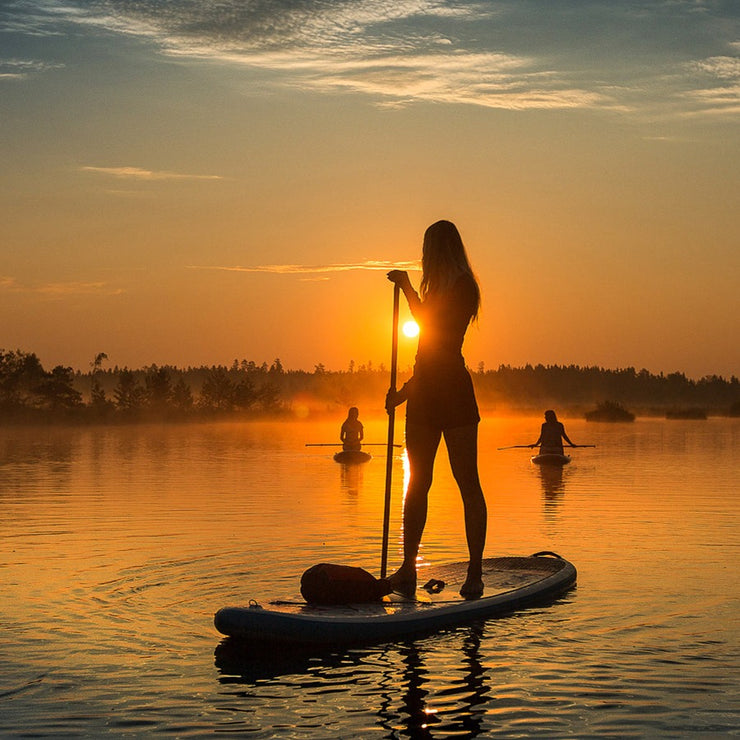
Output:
top-left (214, 552), bottom-right (576, 646)
top-left (333, 450), bottom-right (372, 464)
top-left (531, 453), bottom-right (571, 466)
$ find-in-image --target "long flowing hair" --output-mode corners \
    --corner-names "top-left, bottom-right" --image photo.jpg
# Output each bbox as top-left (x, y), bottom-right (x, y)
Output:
top-left (420, 220), bottom-right (480, 319)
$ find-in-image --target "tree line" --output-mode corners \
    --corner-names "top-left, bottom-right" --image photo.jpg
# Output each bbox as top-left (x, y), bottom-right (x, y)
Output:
top-left (0, 348), bottom-right (738, 425)
top-left (475, 363), bottom-right (739, 415)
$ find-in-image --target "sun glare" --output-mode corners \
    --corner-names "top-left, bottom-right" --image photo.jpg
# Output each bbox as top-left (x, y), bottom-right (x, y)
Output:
top-left (402, 320), bottom-right (419, 338)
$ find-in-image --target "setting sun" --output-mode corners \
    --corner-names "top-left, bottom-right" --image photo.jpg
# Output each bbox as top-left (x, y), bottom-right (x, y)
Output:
top-left (402, 321), bottom-right (420, 338)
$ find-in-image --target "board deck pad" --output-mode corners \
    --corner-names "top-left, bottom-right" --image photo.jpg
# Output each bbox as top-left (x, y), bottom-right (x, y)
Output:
top-left (420, 555), bottom-right (566, 600)
top-left (214, 554), bottom-right (576, 645)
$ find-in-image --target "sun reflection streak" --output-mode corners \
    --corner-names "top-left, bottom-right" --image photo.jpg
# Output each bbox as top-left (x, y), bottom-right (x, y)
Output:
top-left (401, 445), bottom-right (410, 501)
top-left (399, 444), bottom-right (426, 566)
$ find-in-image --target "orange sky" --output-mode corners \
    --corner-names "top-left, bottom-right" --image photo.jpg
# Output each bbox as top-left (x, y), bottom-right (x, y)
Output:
top-left (1, 2), bottom-right (738, 379)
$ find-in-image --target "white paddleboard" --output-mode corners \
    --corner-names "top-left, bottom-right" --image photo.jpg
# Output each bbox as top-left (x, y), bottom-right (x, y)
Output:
top-left (214, 552), bottom-right (576, 646)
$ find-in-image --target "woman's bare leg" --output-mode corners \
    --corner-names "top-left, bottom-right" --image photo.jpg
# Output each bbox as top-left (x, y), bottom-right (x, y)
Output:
top-left (444, 424), bottom-right (487, 597)
top-left (388, 423), bottom-right (440, 595)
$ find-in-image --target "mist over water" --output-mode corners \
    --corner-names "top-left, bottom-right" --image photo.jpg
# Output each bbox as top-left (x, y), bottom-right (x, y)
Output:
top-left (1, 416), bottom-right (737, 737)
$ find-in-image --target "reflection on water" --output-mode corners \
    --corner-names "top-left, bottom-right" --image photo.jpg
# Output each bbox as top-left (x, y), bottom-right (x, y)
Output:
top-left (339, 456), bottom-right (365, 497)
top-left (1, 417), bottom-right (738, 737)
top-left (538, 463), bottom-right (566, 519)
top-left (378, 626), bottom-right (489, 739)
top-left (215, 622), bottom-right (490, 738)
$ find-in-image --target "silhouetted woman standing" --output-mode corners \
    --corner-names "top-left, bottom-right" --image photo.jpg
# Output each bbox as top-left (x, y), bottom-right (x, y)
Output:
top-left (386, 220), bottom-right (487, 598)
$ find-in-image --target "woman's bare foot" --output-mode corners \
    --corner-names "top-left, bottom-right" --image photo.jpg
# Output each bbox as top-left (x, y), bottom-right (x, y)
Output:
top-left (460, 562), bottom-right (484, 599)
top-left (388, 566), bottom-right (417, 597)
top-left (459, 577), bottom-right (484, 599)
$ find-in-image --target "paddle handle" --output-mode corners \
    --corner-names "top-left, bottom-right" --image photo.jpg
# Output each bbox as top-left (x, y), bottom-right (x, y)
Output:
top-left (380, 283), bottom-right (400, 579)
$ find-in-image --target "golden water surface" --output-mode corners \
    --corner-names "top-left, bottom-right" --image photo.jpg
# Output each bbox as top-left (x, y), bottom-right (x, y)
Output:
top-left (1, 415), bottom-right (737, 737)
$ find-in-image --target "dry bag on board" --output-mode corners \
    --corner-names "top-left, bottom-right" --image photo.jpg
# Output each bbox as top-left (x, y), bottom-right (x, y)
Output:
top-left (300, 563), bottom-right (392, 605)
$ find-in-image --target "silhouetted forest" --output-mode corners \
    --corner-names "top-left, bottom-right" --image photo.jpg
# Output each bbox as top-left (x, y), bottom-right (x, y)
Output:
top-left (1, 349), bottom-right (738, 425)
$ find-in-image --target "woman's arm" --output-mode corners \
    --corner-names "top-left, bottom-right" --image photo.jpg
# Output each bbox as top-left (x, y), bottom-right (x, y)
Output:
top-left (387, 270), bottom-right (422, 317)
top-left (558, 422), bottom-right (577, 447)
top-left (530, 423), bottom-right (545, 448)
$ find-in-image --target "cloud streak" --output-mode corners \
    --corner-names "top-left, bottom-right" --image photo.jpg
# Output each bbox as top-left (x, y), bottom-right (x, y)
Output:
top-left (0, 58), bottom-right (63, 80)
top-left (36, 281), bottom-right (125, 296)
top-left (80, 166), bottom-right (223, 181)
top-left (0, 276), bottom-right (124, 297)
top-left (188, 260), bottom-right (420, 275)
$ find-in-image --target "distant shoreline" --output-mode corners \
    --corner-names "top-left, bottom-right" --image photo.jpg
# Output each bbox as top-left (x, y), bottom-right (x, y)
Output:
top-left (2, 349), bottom-right (738, 426)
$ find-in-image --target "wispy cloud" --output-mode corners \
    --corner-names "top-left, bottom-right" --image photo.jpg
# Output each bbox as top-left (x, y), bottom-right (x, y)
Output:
top-left (80, 165), bottom-right (223, 181)
top-left (0, 1), bottom-right (67, 38)
top-left (55, 0), bottom-right (614, 110)
top-left (278, 51), bottom-right (612, 110)
top-left (188, 260), bottom-right (420, 275)
top-left (0, 276), bottom-right (124, 297)
top-left (691, 55), bottom-right (740, 79)
top-left (0, 58), bottom-right (63, 80)
top-left (36, 281), bottom-right (125, 296)
top-left (680, 54), bottom-right (740, 116)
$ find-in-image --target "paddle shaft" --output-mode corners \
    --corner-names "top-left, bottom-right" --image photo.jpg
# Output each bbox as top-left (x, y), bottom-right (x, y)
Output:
top-left (305, 443), bottom-right (402, 447)
top-left (380, 283), bottom-right (400, 579)
top-left (497, 444), bottom-right (596, 450)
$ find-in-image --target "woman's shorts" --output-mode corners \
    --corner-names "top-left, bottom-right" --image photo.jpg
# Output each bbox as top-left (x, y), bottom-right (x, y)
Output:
top-left (406, 364), bottom-right (480, 431)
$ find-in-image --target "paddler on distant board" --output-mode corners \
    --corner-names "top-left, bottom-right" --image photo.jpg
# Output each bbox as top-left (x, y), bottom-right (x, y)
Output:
top-left (340, 407), bottom-right (364, 452)
top-left (530, 410), bottom-right (578, 455)
top-left (385, 220), bottom-right (488, 600)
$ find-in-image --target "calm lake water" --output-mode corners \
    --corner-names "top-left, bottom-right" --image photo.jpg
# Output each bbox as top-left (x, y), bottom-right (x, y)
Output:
top-left (1, 415), bottom-right (738, 737)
